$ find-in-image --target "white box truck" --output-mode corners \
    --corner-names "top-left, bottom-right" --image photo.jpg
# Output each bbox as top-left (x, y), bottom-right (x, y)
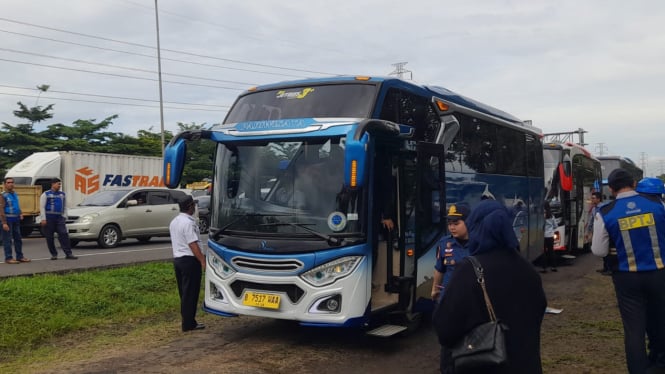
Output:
top-left (5, 151), bottom-right (164, 235)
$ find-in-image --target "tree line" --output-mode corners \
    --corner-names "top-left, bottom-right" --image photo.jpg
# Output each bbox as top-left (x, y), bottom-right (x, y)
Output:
top-left (0, 98), bottom-right (214, 185)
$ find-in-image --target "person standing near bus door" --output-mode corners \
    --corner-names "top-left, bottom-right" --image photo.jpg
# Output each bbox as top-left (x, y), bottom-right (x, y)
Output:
top-left (371, 148), bottom-right (397, 292)
top-left (40, 178), bottom-right (77, 260)
top-left (170, 195), bottom-right (207, 332)
top-left (592, 169), bottom-right (665, 373)
top-left (586, 192), bottom-right (611, 275)
top-left (635, 177), bottom-right (665, 369)
top-left (541, 201), bottom-right (557, 273)
top-left (1, 177), bottom-right (30, 264)
top-left (434, 199), bottom-right (547, 374)
top-left (431, 202), bottom-right (470, 374)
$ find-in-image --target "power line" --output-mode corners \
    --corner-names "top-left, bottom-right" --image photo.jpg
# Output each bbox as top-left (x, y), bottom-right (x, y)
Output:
top-left (0, 58), bottom-right (246, 91)
top-left (0, 84), bottom-right (229, 108)
top-left (0, 47), bottom-right (257, 86)
top-left (0, 92), bottom-right (227, 112)
top-left (0, 29), bottom-right (306, 79)
top-left (0, 17), bottom-right (342, 76)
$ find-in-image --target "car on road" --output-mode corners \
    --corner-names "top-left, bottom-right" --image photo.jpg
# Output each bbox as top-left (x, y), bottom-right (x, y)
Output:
top-left (195, 195), bottom-right (210, 233)
top-left (66, 187), bottom-right (188, 248)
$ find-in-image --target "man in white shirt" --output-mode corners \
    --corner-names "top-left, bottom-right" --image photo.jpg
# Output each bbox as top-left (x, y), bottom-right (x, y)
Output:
top-left (169, 195), bottom-right (207, 332)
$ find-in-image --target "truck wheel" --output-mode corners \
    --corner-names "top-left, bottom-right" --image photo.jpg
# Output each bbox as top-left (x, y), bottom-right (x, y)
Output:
top-left (98, 225), bottom-right (121, 248)
top-left (20, 227), bottom-right (34, 237)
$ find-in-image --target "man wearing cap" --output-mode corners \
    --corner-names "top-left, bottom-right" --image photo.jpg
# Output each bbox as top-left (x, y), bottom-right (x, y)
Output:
top-left (432, 202), bottom-right (470, 374)
top-left (169, 195), bottom-right (206, 332)
top-left (40, 178), bottom-right (77, 260)
top-left (592, 168), bottom-right (665, 373)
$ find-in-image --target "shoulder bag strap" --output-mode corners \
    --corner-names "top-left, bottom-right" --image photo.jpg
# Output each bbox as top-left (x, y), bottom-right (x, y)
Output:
top-left (467, 256), bottom-right (498, 322)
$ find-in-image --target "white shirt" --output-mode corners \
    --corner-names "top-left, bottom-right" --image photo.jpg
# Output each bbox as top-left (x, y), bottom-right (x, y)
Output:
top-left (169, 212), bottom-right (201, 258)
top-left (591, 190), bottom-right (638, 257)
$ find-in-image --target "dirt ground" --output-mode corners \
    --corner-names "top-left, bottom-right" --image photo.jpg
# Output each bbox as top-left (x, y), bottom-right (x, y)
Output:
top-left (19, 251), bottom-right (628, 374)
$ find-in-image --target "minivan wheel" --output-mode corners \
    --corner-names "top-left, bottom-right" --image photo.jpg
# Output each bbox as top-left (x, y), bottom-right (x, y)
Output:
top-left (98, 224), bottom-right (121, 248)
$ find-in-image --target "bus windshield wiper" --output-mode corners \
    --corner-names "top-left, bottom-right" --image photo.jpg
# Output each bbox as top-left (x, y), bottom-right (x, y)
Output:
top-left (211, 213), bottom-right (293, 241)
top-left (258, 222), bottom-right (343, 246)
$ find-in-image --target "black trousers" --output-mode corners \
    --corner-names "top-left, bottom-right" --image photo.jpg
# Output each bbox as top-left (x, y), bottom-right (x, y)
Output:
top-left (543, 237), bottom-right (556, 269)
top-left (174, 256), bottom-right (202, 331)
top-left (43, 216), bottom-right (72, 256)
top-left (612, 269), bottom-right (665, 373)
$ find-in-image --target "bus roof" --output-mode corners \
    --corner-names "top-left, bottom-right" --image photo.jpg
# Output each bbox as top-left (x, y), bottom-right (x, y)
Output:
top-left (246, 76), bottom-right (529, 128)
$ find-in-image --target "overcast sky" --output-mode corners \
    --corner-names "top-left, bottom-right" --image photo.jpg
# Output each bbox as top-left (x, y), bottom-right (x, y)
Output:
top-left (2, 0), bottom-right (664, 175)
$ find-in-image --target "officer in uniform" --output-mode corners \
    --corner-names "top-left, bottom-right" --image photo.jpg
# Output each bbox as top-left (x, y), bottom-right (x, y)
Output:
top-left (40, 178), bottom-right (77, 260)
top-left (592, 169), bottom-right (665, 373)
top-left (432, 202), bottom-right (470, 374)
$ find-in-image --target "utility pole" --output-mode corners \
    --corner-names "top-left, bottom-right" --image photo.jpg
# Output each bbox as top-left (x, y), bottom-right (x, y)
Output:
top-left (595, 143), bottom-right (608, 156)
top-left (640, 152), bottom-right (648, 176)
top-left (389, 62), bottom-right (413, 80)
top-left (155, 0), bottom-right (166, 158)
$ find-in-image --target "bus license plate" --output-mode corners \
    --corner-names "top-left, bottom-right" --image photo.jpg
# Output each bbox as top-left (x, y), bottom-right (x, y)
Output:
top-left (243, 291), bottom-right (281, 309)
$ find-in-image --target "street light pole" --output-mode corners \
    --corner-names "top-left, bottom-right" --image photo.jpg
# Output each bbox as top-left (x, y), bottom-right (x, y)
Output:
top-left (154, 0), bottom-right (166, 157)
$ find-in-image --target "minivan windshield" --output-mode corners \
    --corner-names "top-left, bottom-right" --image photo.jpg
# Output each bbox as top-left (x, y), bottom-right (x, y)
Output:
top-left (78, 189), bottom-right (132, 206)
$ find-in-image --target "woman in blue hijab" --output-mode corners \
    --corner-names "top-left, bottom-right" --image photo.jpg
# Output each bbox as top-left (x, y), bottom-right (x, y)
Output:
top-left (433, 200), bottom-right (547, 373)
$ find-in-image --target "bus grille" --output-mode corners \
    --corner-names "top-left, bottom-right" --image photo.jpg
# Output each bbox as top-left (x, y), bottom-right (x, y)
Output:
top-left (230, 280), bottom-right (305, 304)
top-left (231, 256), bottom-right (303, 272)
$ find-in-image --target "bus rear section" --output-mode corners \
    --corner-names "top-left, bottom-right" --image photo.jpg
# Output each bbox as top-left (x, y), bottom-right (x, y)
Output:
top-left (543, 142), bottom-right (602, 255)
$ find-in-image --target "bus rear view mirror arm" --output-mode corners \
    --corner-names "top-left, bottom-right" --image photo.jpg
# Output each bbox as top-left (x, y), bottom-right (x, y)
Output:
top-left (353, 119), bottom-right (400, 141)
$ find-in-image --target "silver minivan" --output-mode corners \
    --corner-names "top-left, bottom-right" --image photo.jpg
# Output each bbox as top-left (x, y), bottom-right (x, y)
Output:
top-left (66, 187), bottom-right (188, 248)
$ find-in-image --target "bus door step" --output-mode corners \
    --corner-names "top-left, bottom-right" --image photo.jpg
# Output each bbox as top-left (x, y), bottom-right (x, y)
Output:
top-left (366, 324), bottom-right (407, 337)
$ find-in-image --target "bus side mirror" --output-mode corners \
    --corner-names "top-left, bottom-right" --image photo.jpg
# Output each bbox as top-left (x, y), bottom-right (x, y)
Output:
top-left (164, 136), bottom-right (187, 189)
top-left (344, 132), bottom-right (369, 189)
top-left (559, 156), bottom-right (573, 192)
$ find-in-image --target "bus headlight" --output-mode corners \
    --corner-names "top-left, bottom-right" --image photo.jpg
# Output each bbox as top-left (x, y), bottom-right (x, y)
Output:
top-left (300, 256), bottom-right (361, 287)
top-left (209, 251), bottom-right (236, 279)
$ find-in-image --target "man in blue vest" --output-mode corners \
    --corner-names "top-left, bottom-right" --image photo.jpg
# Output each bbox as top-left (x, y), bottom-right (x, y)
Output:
top-left (592, 168), bottom-right (665, 373)
top-left (1, 177), bottom-right (30, 264)
top-left (39, 178), bottom-right (77, 260)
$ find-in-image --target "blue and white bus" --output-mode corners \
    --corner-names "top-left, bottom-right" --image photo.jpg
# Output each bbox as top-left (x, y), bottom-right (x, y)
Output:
top-left (163, 76), bottom-right (545, 335)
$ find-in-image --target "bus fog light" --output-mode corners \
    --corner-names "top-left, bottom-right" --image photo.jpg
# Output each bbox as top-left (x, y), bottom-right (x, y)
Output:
top-left (309, 294), bottom-right (342, 313)
top-left (211, 283), bottom-right (223, 300)
top-left (325, 298), bottom-right (339, 311)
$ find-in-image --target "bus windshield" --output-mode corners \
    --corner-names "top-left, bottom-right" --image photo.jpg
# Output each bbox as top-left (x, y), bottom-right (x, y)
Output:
top-left (224, 84), bottom-right (377, 123)
top-left (213, 137), bottom-right (365, 243)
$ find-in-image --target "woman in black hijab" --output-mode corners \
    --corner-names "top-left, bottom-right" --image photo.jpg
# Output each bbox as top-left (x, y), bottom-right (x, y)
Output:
top-left (433, 200), bottom-right (547, 374)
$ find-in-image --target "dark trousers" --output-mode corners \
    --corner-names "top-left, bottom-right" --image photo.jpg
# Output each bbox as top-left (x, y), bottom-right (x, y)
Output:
top-left (3, 220), bottom-right (23, 260)
top-left (543, 237), bottom-right (556, 269)
top-left (612, 269), bottom-right (665, 373)
top-left (43, 216), bottom-right (72, 256)
top-left (174, 256), bottom-right (202, 331)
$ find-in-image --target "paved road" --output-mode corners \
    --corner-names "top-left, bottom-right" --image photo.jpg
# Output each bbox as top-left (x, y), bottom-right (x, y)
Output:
top-left (0, 234), bottom-right (207, 278)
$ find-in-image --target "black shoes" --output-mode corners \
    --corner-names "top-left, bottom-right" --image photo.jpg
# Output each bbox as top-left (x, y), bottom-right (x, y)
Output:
top-left (551, 268), bottom-right (558, 272)
top-left (183, 323), bottom-right (205, 332)
top-left (51, 256), bottom-right (58, 260)
top-left (65, 255), bottom-right (78, 260)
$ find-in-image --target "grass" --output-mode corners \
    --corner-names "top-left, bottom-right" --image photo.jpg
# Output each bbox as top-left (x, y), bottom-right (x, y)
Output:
top-left (0, 262), bottom-right (180, 365)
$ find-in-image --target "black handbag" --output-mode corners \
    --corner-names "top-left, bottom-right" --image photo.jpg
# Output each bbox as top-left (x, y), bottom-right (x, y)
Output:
top-left (450, 256), bottom-right (508, 372)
